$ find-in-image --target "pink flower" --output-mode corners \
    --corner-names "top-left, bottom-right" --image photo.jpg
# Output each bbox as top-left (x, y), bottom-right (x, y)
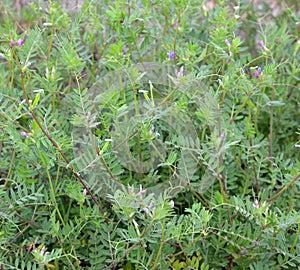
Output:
top-left (16, 38), bottom-right (24, 47)
top-left (136, 185), bottom-right (147, 196)
top-left (170, 200), bottom-right (174, 208)
top-left (258, 40), bottom-right (265, 47)
top-left (10, 38), bottom-right (24, 48)
top-left (224, 39), bottom-right (231, 46)
top-left (40, 246), bottom-right (46, 255)
top-left (173, 23), bottom-right (178, 29)
top-left (122, 45), bottom-right (126, 53)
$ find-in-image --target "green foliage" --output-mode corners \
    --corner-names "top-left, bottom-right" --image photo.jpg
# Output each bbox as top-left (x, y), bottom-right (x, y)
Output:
top-left (0, 0), bottom-right (300, 269)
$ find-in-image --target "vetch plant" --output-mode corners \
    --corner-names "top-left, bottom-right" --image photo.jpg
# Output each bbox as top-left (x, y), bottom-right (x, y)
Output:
top-left (0, 0), bottom-right (300, 269)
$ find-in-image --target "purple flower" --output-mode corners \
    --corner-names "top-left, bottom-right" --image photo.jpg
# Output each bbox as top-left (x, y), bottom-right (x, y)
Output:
top-left (20, 131), bottom-right (30, 138)
top-left (258, 40), bottom-right (265, 48)
top-left (224, 38), bottom-right (231, 46)
top-left (136, 185), bottom-right (147, 196)
top-left (83, 188), bottom-right (87, 196)
top-left (277, 38), bottom-right (281, 44)
top-left (168, 51), bottom-right (175, 59)
top-left (122, 45), bottom-right (127, 53)
top-left (170, 8), bottom-right (174, 13)
top-left (149, 202), bottom-right (155, 211)
top-left (16, 38), bottom-right (24, 47)
top-left (253, 67), bottom-right (262, 78)
top-left (173, 23), bottom-right (178, 29)
top-left (150, 124), bottom-right (155, 133)
top-left (10, 38), bottom-right (24, 48)
top-left (139, 3), bottom-right (143, 8)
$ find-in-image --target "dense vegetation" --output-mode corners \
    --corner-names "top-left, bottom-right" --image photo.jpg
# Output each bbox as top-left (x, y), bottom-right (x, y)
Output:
top-left (0, 0), bottom-right (300, 269)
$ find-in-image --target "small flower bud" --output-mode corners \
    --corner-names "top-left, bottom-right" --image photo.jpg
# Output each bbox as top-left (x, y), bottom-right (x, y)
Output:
top-left (40, 246), bottom-right (46, 255)
top-left (20, 131), bottom-right (30, 138)
top-left (224, 39), bottom-right (231, 47)
top-left (137, 185), bottom-right (146, 196)
top-left (149, 202), bottom-right (155, 210)
top-left (16, 38), bottom-right (24, 47)
top-left (170, 200), bottom-right (174, 208)
top-left (168, 51), bottom-right (175, 59)
top-left (258, 40), bottom-right (265, 47)
top-left (253, 67), bottom-right (262, 78)
top-left (150, 125), bottom-right (155, 133)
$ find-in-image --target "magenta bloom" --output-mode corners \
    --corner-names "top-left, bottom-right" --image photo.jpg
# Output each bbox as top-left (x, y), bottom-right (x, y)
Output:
top-left (253, 67), bottom-right (262, 78)
top-left (173, 23), bottom-right (178, 29)
top-left (122, 45), bottom-right (126, 53)
top-left (168, 51), bottom-right (175, 59)
top-left (16, 38), bottom-right (24, 46)
top-left (258, 40), bottom-right (265, 47)
top-left (10, 38), bottom-right (24, 47)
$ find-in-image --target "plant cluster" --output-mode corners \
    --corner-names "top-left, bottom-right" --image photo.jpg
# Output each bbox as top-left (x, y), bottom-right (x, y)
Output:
top-left (0, 0), bottom-right (300, 269)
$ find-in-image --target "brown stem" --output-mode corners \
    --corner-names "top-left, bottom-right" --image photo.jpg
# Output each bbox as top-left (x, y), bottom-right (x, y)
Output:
top-left (267, 171), bottom-right (300, 203)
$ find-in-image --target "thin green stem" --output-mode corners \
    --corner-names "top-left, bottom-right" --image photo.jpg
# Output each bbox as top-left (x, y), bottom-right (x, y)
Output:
top-left (152, 220), bottom-right (165, 269)
top-left (230, 92), bottom-right (252, 124)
